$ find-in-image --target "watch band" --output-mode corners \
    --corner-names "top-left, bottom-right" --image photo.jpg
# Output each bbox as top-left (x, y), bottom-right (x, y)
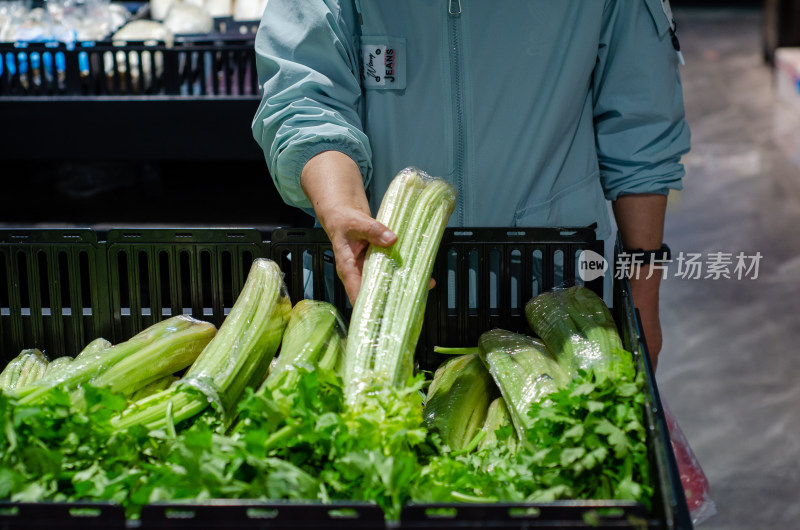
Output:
top-left (622, 243), bottom-right (672, 263)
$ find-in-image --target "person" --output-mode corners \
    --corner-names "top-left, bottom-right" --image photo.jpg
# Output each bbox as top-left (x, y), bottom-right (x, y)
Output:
top-left (251, 0), bottom-right (691, 370)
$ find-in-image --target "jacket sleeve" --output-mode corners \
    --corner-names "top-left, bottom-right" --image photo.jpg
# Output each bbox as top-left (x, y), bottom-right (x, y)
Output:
top-left (593, 0), bottom-right (691, 200)
top-left (251, 0), bottom-right (371, 211)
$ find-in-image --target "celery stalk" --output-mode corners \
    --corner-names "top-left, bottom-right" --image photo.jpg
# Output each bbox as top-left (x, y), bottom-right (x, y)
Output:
top-left (343, 168), bottom-right (456, 404)
top-left (112, 258), bottom-right (291, 431)
top-left (16, 316), bottom-right (214, 405)
top-left (259, 299), bottom-right (346, 396)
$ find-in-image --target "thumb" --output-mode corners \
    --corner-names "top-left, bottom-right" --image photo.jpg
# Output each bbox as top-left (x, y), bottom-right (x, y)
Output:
top-left (350, 217), bottom-right (397, 248)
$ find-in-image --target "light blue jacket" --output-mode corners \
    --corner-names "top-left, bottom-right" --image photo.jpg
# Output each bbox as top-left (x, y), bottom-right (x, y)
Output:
top-left (252, 0), bottom-right (690, 238)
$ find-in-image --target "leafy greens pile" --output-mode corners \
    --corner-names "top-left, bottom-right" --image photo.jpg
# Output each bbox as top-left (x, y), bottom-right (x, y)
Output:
top-left (0, 362), bottom-right (651, 521)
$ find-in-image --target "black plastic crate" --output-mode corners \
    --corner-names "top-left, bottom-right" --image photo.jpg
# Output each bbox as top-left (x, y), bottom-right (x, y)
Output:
top-left (104, 228), bottom-right (268, 342)
top-left (0, 36), bottom-right (259, 97)
top-left (139, 500), bottom-right (386, 529)
top-left (0, 502), bottom-right (126, 529)
top-left (0, 229), bottom-right (108, 359)
top-left (270, 227), bottom-right (605, 371)
top-left (0, 226), bottom-right (691, 529)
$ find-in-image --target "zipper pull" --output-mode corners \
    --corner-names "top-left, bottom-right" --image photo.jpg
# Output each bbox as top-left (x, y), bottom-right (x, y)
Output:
top-left (669, 23), bottom-right (685, 66)
top-left (449, 0), bottom-right (461, 16)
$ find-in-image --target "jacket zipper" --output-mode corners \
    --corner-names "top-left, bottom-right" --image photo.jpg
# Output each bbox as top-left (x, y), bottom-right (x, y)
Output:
top-left (354, 0), bottom-right (364, 24)
top-left (448, 0), bottom-right (465, 225)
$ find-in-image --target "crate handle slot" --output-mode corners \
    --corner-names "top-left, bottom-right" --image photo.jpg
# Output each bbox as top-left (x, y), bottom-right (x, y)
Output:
top-left (246, 508), bottom-right (279, 519)
top-left (506, 230), bottom-right (526, 237)
top-left (164, 508), bottom-right (196, 519)
top-left (508, 507), bottom-right (541, 518)
top-left (328, 508), bottom-right (360, 519)
top-left (424, 507), bottom-right (458, 519)
top-left (0, 506), bottom-right (20, 517)
top-left (68, 507), bottom-right (102, 518)
top-left (453, 230), bottom-right (473, 237)
top-left (122, 232), bottom-right (141, 238)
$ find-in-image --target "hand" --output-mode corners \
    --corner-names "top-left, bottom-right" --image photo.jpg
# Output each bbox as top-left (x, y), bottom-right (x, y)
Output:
top-left (324, 207), bottom-right (396, 303)
top-left (300, 151), bottom-right (396, 303)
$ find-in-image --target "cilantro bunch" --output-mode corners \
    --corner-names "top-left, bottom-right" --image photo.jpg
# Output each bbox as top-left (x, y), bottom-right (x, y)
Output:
top-left (411, 369), bottom-right (653, 508)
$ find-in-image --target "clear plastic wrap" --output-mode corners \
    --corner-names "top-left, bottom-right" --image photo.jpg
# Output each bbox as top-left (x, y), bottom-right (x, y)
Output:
top-left (478, 396), bottom-right (518, 453)
top-left (174, 258), bottom-right (291, 420)
top-left (525, 286), bottom-right (630, 379)
top-left (15, 315), bottom-right (215, 405)
top-left (343, 167), bottom-right (456, 404)
top-left (477, 329), bottom-right (568, 439)
top-left (663, 400), bottom-right (717, 526)
top-left (113, 259), bottom-right (291, 432)
top-left (259, 298), bottom-right (347, 395)
top-left (128, 373), bottom-right (178, 402)
top-left (423, 353), bottom-right (497, 452)
top-left (73, 337), bottom-right (112, 362)
top-left (43, 356), bottom-right (74, 378)
top-left (0, 0), bottom-right (129, 43)
top-left (0, 348), bottom-right (48, 393)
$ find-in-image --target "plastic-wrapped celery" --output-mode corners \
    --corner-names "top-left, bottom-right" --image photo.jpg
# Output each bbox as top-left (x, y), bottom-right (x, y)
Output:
top-left (129, 374), bottom-right (178, 401)
top-left (478, 329), bottom-right (568, 439)
top-left (74, 337), bottom-right (113, 362)
top-left (44, 356), bottom-right (74, 377)
top-left (16, 316), bottom-right (215, 405)
top-left (343, 167), bottom-right (456, 403)
top-left (112, 258), bottom-right (291, 431)
top-left (259, 299), bottom-right (346, 396)
top-left (524, 286), bottom-right (632, 380)
top-left (423, 353), bottom-right (497, 452)
top-left (0, 349), bottom-right (48, 393)
top-left (478, 397), bottom-right (518, 453)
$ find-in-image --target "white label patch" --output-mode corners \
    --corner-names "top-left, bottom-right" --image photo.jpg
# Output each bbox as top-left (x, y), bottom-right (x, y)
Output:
top-left (361, 37), bottom-right (406, 90)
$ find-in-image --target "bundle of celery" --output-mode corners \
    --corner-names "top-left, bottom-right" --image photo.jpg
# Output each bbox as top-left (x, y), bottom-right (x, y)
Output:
top-left (12, 317), bottom-right (215, 406)
top-left (423, 353), bottom-right (497, 452)
top-left (415, 288), bottom-right (648, 506)
top-left (343, 167), bottom-right (456, 403)
top-left (111, 258), bottom-right (291, 431)
top-left (477, 330), bottom-right (569, 439)
top-left (0, 349), bottom-right (48, 393)
top-left (525, 285), bottom-right (634, 380)
top-left (259, 299), bottom-right (346, 397)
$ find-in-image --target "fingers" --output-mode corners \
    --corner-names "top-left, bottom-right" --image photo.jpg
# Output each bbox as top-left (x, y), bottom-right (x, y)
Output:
top-left (335, 244), bottom-right (368, 304)
top-left (347, 216), bottom-right (396, 248)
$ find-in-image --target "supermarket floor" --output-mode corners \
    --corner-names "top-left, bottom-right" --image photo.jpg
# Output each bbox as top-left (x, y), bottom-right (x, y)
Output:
top-left (656, 7), bottom-right (800, 529)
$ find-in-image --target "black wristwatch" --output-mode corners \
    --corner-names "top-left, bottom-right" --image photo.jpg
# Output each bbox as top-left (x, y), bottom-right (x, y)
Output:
top-left (622, 244), bottom-right (672, 263)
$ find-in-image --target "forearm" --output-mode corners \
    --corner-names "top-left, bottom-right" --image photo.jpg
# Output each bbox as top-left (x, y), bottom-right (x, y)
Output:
top-left (300, 150), bottom-right (372, 230)
top-left (611, 193), bottom-right (667, 368)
